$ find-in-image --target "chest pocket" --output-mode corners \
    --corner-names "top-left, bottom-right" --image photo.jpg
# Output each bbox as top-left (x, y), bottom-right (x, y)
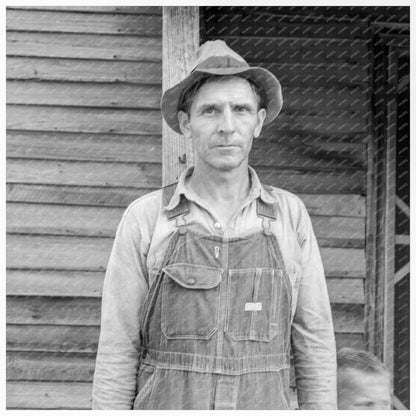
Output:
top-left (225, 268), bottom-right (290, 342)
top-left (161, 263), bottom-right (222, 340)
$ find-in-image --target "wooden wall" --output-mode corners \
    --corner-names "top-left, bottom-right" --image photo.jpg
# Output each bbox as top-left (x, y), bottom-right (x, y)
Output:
top-left (6, 6), bottom-right (163, 409)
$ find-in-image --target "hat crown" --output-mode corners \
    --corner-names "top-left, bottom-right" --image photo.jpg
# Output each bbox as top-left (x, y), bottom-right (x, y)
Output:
top-left (191, 40), bottom-right (248, 72)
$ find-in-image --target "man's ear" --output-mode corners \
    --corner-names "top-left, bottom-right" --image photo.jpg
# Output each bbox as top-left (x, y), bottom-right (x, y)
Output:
top-left (178, 111), bottom-right (191, 138)
top-left (254, 108), bottom-right (267, 138)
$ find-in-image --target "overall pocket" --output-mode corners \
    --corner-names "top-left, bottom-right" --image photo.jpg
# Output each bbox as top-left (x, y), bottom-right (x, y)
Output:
top-left (225, 267), bottom-right (289, 342)
top-left (161, 263), bottom-right (223, 339)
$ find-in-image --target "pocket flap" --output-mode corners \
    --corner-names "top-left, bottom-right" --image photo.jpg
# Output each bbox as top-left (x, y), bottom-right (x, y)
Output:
top-left (162, 263), bottom-right (222, 289)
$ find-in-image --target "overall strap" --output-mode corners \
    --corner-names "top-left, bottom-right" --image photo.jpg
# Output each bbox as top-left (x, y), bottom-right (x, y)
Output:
top-left (256, 198), bottom-right (277, 236)
top-left (162, 182), bottom-right (190, 221)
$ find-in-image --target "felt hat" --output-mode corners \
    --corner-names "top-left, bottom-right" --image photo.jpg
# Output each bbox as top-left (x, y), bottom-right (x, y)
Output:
top-left (161, 40), bottom-right (283, 134)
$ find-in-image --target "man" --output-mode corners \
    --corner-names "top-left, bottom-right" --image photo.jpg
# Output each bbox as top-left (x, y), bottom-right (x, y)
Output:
top-left (92, 40), bottom-right (337, 409)
top-left (337, 347), bottom-right (392, 410)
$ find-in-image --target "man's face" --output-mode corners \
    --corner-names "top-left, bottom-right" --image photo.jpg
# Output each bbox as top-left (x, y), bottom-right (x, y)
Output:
top-left (178, 77), bottom-right (266, 172)
top-left (337, 368), bottom-right (391, 410)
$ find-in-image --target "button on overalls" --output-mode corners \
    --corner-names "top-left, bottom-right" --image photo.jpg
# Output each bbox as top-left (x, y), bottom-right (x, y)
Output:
top-left (135, 188), bottom-right (292, 409)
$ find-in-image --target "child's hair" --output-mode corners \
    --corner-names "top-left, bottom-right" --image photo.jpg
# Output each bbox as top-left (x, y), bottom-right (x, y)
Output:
top-left (337, 347), bottom-right (389, 376)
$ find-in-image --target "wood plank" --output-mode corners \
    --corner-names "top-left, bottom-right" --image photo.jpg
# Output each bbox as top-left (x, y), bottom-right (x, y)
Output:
top-left (204, 11), bottom-right (371, 39)
top-left (7, 159), bottom-right (162, 188)
top-left (7, 270), bottom-right (105, 297)
top-left (7, 203), bottom-right (124, 237)
top-left (9, 6), bottom-right (162, 14)
top-left (6, 202), bottom-right (364, 243)
top-left (209, 36), bottom-right (370, 65)
top-left (7, 105), bottom-right (162, 135)
top-left (298, 193), bottom-right (365, 217)
top-left (6, 323), bottom-right (362, 354)
top-left (7, 351), bottom-right (96, 382)
top-left (6, 9), bottom-right (162, 36)
top-left (7, 324), bottom-right (100, 353)
top-left (255, 62), bottom-right (369, 88)
top-left (250, 138), bottom-right (365, 170)
top-left (7, 57), bottom-right (162, 84)
top-left (256, 167), bottom-right (366, 194)
top-left (7, 296), bottom-right (101, 325)
top-left (326, 277), bottom-right (364, 304)
top-left (6, 131), bottom-right (163, 163)
top-left (7, 80), bottom-right (162, 109)
top-left (6, 183), bottom-right (155, 207)
top-left (6, 235), bottom-right (113, 270)
top-left (6, 381), bottom-right (93, 409)
top-left (7, 32), bottom-right (162, 61)
top-left (6, 296), bottom-right (363, 332)
top-left (7, 233), bottom-right (364, 275)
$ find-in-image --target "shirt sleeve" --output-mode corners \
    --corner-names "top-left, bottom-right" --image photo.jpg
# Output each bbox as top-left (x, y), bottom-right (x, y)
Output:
top-left (92, 207), bottom-right (150, 409)
top-left (291, 202), bottom-right (337, 409)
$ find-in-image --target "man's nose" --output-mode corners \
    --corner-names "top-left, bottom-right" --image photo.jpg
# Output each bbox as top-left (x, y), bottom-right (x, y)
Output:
top-left (218, 108), bottom-right (235, 134)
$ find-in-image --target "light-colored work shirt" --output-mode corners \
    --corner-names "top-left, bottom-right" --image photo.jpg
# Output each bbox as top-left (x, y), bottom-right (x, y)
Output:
top-left (92, 166), bottom-right (337, 409)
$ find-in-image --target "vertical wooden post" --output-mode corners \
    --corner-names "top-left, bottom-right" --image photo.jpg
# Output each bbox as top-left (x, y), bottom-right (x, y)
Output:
top-left (162, 6), bottom-right (199, 186)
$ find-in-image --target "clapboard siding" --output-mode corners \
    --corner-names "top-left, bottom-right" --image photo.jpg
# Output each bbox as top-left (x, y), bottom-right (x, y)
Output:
top-left (9, 6), bottom-right (162, 14)
top-left (6, 9), bottom-right (162, 36)
top-left (7, 57), bottom-right (162, 83)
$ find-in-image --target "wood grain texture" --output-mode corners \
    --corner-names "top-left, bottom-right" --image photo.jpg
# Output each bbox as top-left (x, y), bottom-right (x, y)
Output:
top-left (9, 6), bottom-right (162, 14)
top-left (7, 57), bottom-right (162, 83)
top-left (6, 184), bottom-right (156, 207)
top-left (6, 270), bottom-right (363, 303)
top-left (7, 105), bottom-right (162, 134)
top-left (7, 9), bottom-right (162, 35)
top-left (7, 80), bottom-right (162, 109)
top-left (6, 380), bottom-right (93, 409)
top-left (7, 31), bottom-right (162, 61)
top-left (6, 131), bottom-right (163, 163)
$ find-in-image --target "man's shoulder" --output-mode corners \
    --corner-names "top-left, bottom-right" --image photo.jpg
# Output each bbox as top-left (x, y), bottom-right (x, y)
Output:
top-left (264, 185), bottom-right (306, 209)
top-left (122, 189), bottom-right (163, 222)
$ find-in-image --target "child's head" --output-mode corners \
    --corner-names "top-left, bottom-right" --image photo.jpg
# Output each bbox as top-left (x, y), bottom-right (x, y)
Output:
top-left (337, 347), bottom-right (391, 410)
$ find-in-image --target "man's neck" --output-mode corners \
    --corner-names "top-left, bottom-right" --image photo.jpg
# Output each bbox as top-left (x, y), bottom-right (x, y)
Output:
top-left (188, 163), bottom-right (251, 224)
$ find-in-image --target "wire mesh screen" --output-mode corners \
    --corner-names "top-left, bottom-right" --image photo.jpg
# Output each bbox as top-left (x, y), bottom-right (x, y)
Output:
top-left (5, 5), bottom-right (410, 410)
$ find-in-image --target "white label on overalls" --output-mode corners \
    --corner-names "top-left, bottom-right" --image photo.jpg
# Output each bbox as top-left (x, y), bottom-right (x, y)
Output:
top-left (245, 302), bottom-right (262, 311)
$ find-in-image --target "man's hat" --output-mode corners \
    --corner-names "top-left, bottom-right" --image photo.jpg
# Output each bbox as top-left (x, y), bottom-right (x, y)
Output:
top-left (161, 40), bottom-right (283, 134)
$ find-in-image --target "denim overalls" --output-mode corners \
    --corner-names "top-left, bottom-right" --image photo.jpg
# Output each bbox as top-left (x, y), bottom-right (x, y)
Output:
top-left (134, 185), bottom-right (292, 409)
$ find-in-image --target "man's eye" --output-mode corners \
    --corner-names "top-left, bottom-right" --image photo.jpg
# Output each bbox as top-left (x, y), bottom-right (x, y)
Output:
top-left (203, 107), bottom-right (216, 114)
top-left (235, 106), bottom-right (249, 113)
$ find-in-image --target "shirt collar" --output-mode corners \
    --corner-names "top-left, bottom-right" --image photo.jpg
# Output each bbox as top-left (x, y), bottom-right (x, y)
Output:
top-left (164, 165), bottom-right (275, 211)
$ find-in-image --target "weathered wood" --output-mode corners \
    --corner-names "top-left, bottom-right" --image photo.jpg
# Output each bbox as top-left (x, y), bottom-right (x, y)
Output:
top-left (211, 36), bottom-right (370, 65)
top-left (9, 6), bottom-right (162, 14)
top-left (7, 80), bottom-right (162, 109)
top-left (298, 194), bottom-right (366, 217)
top-left (6, 270), bottom-right (363, 304)
top-left (7, 296), bottom-right (101, 325)
top-left (6, 202), bottom-right (364, 243)
top-left (7, 105), bottom-right (162, 135)
top-left (7, 203), bottom-right (124, 237)
top-left (7, 270), bottom-right (105, 297)
top-left (7, 159), bottom-right (162, 188)
top-left (6, 131), bottom-right (163, 163)
top-left (204, 10), bottom-right (371, 39)
top-left (7, 323), bottom-right (361, 354)
top-left (6, 184), bottom-right (156, 207)
top-left (7, 233), bottom-right (365, 275)
top-left (6, 295), bottom-right (363, 332)
top-left (162, 6), bottom-right (199, 186)
top-left (6, 381), bottom-right (93, 409)
top-left (7, 57), bottom-right (162, 84)
top-left (7, 32), bottom-right (162, 61)
top-left (7, 324), bottom-right (100, 353)
top-left (7, 351), bottom-right (96, 382)
top-left (6, 9), bottom-right (162, 36)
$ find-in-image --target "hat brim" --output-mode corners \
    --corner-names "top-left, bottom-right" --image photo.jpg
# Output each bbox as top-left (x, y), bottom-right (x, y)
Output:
top-left (161, 67), bottom-right (283, 134)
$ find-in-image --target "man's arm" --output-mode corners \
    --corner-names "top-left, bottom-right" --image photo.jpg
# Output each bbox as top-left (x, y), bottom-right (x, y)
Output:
top-left (291, 202), bottom-right (337, 409)
top-left (92, 208), bottom-right (150, 409)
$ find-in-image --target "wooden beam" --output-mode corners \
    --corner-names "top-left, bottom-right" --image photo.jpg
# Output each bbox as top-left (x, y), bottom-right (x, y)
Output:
top-left (393, 263), bottom-right (409, 285)
top-left (162, 6), bottom-right (199, 186)
top-left (395, 195), bottom-right (409, 217)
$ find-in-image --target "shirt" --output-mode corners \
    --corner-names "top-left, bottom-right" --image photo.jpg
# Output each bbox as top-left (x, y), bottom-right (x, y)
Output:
top-left (92, 166), bottom-right (337, 409)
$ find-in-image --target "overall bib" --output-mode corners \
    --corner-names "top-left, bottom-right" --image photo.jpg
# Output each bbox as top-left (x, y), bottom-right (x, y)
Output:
top-left (135, 190), bottom-right (292, 409)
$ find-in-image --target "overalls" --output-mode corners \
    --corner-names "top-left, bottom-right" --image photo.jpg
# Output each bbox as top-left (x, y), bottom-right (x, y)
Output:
top-left (134, 187), bottom-right (292, 409)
